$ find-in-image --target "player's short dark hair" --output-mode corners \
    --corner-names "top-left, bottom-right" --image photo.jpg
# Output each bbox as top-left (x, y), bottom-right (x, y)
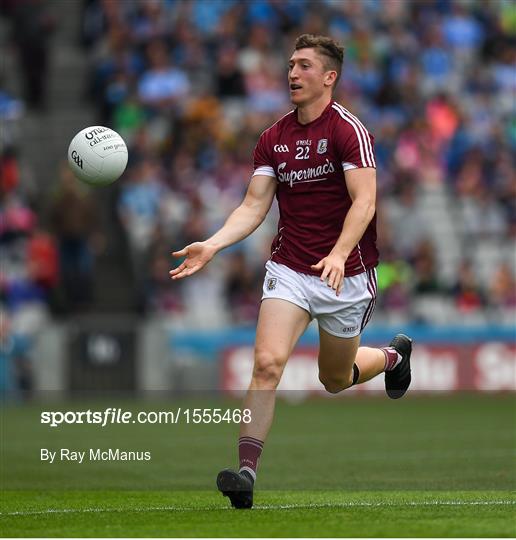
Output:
top-left (294, 34), bottom-right (344, 87)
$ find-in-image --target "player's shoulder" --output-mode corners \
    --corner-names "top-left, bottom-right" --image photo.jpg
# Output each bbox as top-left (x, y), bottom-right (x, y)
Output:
top-left (258, 109), bottom-right (296, 141)
top-left (329, 101), bottom-right (372, 135)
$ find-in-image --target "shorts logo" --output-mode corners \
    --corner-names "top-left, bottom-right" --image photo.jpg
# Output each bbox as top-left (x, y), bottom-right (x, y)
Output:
top-left (274, 144), bottom-right (289, 153)
top-left (266, 278), bottom-right (277, 290)
top-left (317, 139), bottom-right (328, 154)
top-left (342, 326), bottom-right (358, 333)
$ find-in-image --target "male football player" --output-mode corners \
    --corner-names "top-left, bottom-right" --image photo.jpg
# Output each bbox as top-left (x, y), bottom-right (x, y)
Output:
top-left (171, 34), bottom-right (412, 509)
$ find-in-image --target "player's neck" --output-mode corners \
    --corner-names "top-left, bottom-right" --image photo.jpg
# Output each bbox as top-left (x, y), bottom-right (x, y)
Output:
top-left (296, 95), bottom-right (332, 125)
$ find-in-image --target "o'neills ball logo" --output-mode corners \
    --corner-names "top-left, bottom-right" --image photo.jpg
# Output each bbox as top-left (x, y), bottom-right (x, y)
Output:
top-left (85, 127), bottom-right (109, 140)
top-left (277, 159), bottom-right (335, 187)
top-left (85, 127), bottom-right (118, 147)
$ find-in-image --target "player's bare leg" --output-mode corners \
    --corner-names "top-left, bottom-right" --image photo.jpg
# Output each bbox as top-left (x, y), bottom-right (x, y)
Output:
top-left (318, 331), bottom-right (365, 392)
top-left (317, 328), bottom-right (412, 395)
top-left (242, 299), bottom-right (310, 438)
top-left (217, 298), bottom-right (310, 508)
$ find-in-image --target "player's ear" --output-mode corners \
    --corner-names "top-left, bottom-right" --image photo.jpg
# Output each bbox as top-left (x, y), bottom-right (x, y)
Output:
top-left (324, 70), bottom-right (337, 88)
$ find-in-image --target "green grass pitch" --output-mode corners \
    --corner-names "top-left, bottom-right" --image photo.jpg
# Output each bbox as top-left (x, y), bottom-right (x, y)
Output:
top-left (1, 394), bottom-right (515, 537)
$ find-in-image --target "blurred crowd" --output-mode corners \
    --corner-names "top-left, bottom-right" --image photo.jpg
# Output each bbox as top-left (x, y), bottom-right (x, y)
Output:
top-left (1, 0), bottom-right (515, 351)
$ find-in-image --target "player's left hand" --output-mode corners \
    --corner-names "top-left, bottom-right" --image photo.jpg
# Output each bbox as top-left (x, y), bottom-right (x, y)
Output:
top-left (311, 252), bottom-right (347, 296)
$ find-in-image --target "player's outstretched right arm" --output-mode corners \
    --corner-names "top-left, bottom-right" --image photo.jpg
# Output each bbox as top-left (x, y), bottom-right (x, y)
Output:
top-left (169, 174), bottom-right (276, 280)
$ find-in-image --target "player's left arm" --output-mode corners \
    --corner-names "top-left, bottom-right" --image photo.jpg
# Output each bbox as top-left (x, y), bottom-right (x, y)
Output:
top-left (310, 167), bottom-right (376, 296)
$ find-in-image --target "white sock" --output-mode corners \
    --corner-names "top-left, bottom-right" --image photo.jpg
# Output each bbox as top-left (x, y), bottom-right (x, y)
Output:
top-left (239, 466), bottom-right (256, 482)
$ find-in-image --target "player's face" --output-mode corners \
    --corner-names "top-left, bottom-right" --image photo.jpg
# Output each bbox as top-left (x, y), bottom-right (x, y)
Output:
top-left (288, 48), bottom-right (333, 106)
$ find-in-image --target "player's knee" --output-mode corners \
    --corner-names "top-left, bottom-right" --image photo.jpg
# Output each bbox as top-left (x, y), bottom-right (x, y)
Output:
top-left (252, 350), bottom-right (285, 389)
top-left (318, 372), bottom-right (353, 394)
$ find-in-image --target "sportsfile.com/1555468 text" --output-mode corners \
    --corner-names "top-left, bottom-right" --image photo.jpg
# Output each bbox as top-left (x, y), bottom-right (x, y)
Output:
top-left (40, 408), bottom-right (252, 428)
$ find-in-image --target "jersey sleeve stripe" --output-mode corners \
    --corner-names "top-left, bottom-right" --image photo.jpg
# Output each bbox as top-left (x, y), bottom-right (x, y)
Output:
top-left (342, 106), bottom-right (376, 168)
top-left (253, 166), bottom-right (276, 178)
top-left (333, 103), bottom-right (376, 167)
top-left (333, 102), bottom-right (375, 167)
top-left (342, 162), bottom-right (358, 171)
top-left (333, 103), bottom-right (374, 167)
top-left (332, 104), bottom-right (368, 167)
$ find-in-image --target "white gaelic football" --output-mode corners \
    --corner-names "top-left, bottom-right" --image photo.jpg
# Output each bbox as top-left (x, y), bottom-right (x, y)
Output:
top-left (68, 126), bottom-right (128, 186)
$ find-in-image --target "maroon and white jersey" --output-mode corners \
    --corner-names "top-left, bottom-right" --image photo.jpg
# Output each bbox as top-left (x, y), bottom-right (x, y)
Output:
top-left (253, 100), bottom-right (378, 277)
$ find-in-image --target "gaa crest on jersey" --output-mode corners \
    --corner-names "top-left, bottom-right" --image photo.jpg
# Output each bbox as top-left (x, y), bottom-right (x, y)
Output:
top-left (273, 144), bottom-right (289, 153)
top-left (266, 278), bottom-right (277, 290)
top-left (317, 139), bottom-right (328, 154)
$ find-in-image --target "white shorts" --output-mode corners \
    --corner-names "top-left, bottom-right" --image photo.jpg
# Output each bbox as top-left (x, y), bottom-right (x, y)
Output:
top-left (262, 260), bottom-right (377, 338)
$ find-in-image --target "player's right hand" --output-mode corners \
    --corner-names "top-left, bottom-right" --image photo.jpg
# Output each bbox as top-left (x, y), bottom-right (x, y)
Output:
top-left (169, 242), bottom-right (217, 280)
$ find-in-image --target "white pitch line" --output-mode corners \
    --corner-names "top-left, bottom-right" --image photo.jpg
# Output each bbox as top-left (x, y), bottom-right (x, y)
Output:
top-left (259, 500), bottom-right (516, 510)
top-left (1, 500), bottom-right (515, 517)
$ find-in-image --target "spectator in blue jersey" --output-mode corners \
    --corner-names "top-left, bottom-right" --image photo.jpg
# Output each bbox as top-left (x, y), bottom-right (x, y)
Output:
top-left (0, 309), bottom-right (31, 398)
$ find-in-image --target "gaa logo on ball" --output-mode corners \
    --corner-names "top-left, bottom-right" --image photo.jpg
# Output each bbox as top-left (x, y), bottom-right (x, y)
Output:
top-left (68, 126), bottom-right (128, 186)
